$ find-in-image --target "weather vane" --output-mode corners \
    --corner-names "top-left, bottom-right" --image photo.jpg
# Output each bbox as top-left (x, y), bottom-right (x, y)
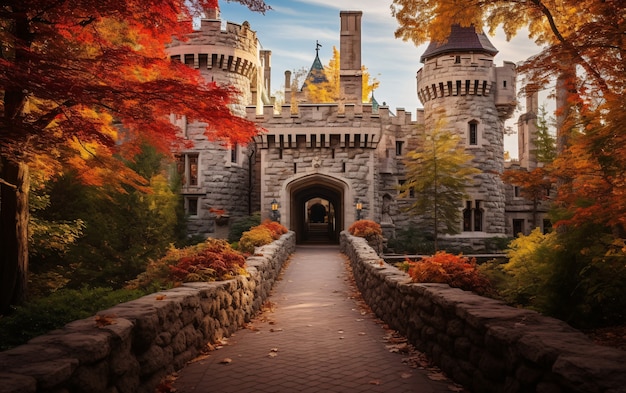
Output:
top-left (316, 40), bottom-right (322, 54)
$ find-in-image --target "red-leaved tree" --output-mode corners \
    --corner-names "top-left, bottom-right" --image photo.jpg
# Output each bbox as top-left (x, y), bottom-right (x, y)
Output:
top-left (0, 0), bottom-right (269, 313)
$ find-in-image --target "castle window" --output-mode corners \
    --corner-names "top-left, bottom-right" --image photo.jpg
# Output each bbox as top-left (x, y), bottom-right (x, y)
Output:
top-left (468, 121), bottom-right (479, 145)
top-left (455, 55), bottom-right (461, 64)
top-left (447, 81), bottom-right (453, 96)
top-left (543, 219), bottom-right (552, 234)
top-left (186, 196), bottom-right (199, 216)
top-left (177, 153), bottom-right (199, 186)
top-left (455, 80), bottom-right (461, 96)
top-left (503, 80), bottom-right (508, 89)
top-left (230, 144), bottom-right (239, 163)
top-left (513, 219), bottom-right (524, 237)
top-left (395, 141), bottom-right (404, 156)
top-left (463, 200), bottom-right (483, 232)
top-left (514, 186), bottom-right (521, 198)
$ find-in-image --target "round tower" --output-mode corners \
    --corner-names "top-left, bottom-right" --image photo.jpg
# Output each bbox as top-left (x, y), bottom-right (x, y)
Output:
top-left (166, 6), bottom-right (268, 116)
top-left (165, 5), bottom-right (270, 237)
top-left (416, 25), bottom-right (516, 238)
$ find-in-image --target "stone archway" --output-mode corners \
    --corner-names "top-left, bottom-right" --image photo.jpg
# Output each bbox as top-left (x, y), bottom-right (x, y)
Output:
top-left (287, 174), bottom-right (347, 244)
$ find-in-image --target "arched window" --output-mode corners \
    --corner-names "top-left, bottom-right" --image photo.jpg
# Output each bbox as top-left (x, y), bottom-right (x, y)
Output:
top-left (463, 200), bottom-right (483, 232)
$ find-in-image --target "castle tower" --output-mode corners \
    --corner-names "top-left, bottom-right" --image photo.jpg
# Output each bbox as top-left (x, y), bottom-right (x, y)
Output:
top-left (416, 25), bottom-right (516, 239)
top-left (518, 89), bottom-right (539, 169)
top-left (165, 5), bottom-right (270, 237)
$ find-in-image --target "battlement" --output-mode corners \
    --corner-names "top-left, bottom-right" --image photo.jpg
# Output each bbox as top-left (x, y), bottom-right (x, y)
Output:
top-left (247, 103), bottom-right (418, 151)
top-left (246, 102), bottom-right (416, 126)
top-left (167, 19), bottom-right (260, 80)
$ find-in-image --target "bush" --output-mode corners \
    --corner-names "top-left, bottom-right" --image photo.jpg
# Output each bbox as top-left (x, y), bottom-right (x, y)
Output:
top-left (386, 226), bottom-right (435, 254)
top-left (261, 219), bottom-right (288, 239)
top-left (407, 252), bottom-right (493, 296)
top-left (169, 240), bottom-right (246, 282)
top-left (0, 287), bottom-right (146, 350)
top-left (348, 219), bottom-right (382, 240)
top-left (239, 226), bottom-right (274, 254)
top-left (237, 220), bottom-right (288, 254)
top-left (228, 213), bottom-right (261, 243)
top-left (128, 238), bottom-right (246, 290)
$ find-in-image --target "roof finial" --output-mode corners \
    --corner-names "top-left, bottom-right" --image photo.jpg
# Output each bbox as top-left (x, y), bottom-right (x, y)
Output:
top-left (316, 40), bottom-right (322, 55)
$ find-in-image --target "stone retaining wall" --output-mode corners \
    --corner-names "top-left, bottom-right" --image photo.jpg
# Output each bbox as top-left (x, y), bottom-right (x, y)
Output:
top-left (0, 232), bottom-right (295, 393)
top-left (340, 231), bottom-right (626, 393)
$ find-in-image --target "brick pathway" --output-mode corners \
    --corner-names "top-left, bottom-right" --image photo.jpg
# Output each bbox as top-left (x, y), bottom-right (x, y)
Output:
top-left (172, 245), bottom-right (458, 393)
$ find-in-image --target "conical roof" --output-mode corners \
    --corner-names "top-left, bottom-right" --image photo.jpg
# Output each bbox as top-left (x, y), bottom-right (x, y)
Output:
top-left (420, 25), bottom-right (498, 63)
top-left (301, 51), bottom-right (327, 91)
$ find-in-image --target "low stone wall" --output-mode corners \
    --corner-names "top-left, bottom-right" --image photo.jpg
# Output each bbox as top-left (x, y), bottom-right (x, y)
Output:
top-left (0, 232), bottom-right (296, 393)
top-left (341, 232), bottom-right (626, 393)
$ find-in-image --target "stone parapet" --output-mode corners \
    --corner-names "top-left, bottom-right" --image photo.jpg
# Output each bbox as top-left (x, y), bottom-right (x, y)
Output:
top-left (340, 232), bottom-right (626, 393)
top-left (0, 232), bottom-right (296, 393)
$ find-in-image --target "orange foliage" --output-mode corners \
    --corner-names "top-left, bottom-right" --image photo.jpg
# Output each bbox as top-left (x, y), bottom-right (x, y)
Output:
top-left (348, 220), bottom-right (382, 240)
top-left (169, 239), bottom-right (245, 282)
top-left (260, 219), bottom-right (288, 240)
top-left (238, 226), bottom-right (274, 254)
top-left (407, 252), bottom-right (492, 296)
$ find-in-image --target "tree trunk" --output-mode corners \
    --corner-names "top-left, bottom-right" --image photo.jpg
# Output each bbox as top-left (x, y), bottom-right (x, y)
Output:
top-left (0, 156), bottom-right (30, 314)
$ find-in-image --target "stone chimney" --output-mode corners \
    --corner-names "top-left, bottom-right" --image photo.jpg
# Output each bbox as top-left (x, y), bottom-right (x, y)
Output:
top-left (205, 3), bottom-right (220, 20)
top-left (339, 11), bottom-right (363, 104)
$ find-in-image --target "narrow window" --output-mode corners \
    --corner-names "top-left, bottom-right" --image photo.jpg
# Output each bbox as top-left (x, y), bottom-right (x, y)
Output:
top-left (176, 153), bottom-right (199, 186)
top-left (473, 201), bottom-right (483, 231)
top-left (463, 201), bottom-right (472, 231)
top-left (230, 144), bottom-right (238, 163)
top-left (395, 141), bottom-right (404, 156)
top-left (187, 197), bottom-right (199, 216)
top-left (514, 186), bottom-right (521, 198)
top-left (469, 121), bottom-right (478, 145)
top-left (188, 154), bottom-right (198, 186)
top-left (503, 80), bottom-right (508, 89)
top-left (513, 219), bottom-right (524, 237)
top-left (455, 55), bottom-right (461, 64)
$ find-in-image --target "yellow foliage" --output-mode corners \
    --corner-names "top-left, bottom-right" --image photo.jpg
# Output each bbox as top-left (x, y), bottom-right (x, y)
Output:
top-left (239, 226), bottom-right (274, 254)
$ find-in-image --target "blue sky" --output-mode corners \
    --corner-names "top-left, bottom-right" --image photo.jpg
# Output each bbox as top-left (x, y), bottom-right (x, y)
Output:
top-left (217, 0), bottom-right (547, 157)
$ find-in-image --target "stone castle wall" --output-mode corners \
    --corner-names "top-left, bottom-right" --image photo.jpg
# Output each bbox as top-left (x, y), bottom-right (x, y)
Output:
top-left (0, 233), bottom-right (296, 393)
top-left (341, 232), bottom-right (626, 393)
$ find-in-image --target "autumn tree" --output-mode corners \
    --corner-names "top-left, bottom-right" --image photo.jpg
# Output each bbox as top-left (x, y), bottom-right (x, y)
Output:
top-left (304, 46), bottom-right (379, 104)
top-left (0, 0), bottom-right (269, 313)
top-left (391, 0), bottom-right (625, 230)
top-left (398, 118), bottom-right (479, 251)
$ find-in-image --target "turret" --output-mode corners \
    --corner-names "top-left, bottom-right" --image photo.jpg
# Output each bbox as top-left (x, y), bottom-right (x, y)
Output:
top-left (416, 25), bottom-right (517, 237)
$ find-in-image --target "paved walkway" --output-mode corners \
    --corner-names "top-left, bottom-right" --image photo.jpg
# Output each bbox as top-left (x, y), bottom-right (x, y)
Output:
top-left (172, 245), bottom-right (459, 393)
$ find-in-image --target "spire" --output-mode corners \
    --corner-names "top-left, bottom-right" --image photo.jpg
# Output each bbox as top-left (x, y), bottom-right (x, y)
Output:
top-left (420, 24), bottom-right (498, 63)
top-left (301, 41), bottom-right (328, 90)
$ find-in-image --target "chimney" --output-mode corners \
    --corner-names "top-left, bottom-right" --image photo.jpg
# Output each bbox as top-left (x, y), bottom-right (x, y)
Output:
top-left (205, 2), bottom-right (220, 20)
top-left (339, 11), bottom-right (363, 104)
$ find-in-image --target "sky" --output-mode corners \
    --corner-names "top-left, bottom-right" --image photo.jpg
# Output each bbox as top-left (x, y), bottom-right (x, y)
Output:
top-left (216, 0), bottom-right (549, 157)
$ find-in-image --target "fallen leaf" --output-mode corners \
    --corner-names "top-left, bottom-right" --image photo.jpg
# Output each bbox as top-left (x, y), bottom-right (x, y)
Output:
top-left (95, 315), bottom-right (116, 328)
top-left (155, 295), bottom-right (167, 300)
top-left (358, 332), bottom-right (366, 336)
top-left (401, 373), bottom-right (412, 379)
top-left (369, 380), bottom-right (381, 385)
top-left (268, 352), bottom-right (278, 358)
top-left (219, 358), bottom-right (232, 364)
top-left (428, 372), bottom-right (448, 381)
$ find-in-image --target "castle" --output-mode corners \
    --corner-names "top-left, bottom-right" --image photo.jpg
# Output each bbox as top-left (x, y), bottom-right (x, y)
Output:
top-left (166, 6), bottom-right (549, 250)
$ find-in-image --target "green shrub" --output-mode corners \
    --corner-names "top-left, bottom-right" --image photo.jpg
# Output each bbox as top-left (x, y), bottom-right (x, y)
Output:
top-left (0, 287), bottom-right (145, 350)
top-left (228, 213), bottom-right (261, 243)
top-left (387, 226), bottom-right (435, 254)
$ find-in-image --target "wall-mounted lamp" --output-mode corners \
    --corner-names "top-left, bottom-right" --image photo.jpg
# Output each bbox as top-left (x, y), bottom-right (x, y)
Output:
top-left (271, 198), bottom-right (280, 222)
top-left (356, 199), bottom-right (363, 220)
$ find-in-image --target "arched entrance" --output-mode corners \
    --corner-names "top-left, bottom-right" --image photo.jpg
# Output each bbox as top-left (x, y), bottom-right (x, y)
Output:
top-left (287, 174), bottom-right (347, 244)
